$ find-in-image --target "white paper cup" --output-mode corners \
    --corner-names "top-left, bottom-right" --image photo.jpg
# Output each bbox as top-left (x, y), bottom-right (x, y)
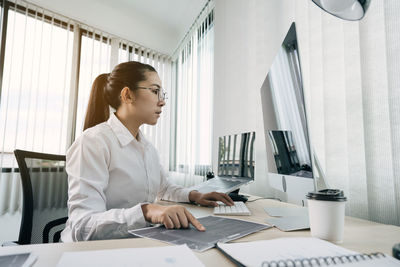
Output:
top-left (306, 189), bottom-right (347, 243)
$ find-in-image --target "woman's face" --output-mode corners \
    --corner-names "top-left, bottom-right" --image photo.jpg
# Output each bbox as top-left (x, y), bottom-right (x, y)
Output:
top-left (132, 71), bottom-right (165, 125)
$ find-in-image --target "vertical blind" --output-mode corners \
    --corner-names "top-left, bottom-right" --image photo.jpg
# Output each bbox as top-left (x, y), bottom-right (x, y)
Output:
top-left (0, 1), bottom-right (73, 158)
top-left (0, 0), bottom-right (73, 216)
top-left (74, 28), bottom-right (111, 137)
top-left (296, 0), bottom-right (400, 226)
top-left (170, 1), bottom-right (214, 187)
top-left (118, 40), bottom-right (172, 168)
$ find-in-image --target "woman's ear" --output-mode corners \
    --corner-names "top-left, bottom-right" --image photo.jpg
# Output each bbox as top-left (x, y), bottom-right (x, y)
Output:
top-left (120, 87), bottom-right (134, 103)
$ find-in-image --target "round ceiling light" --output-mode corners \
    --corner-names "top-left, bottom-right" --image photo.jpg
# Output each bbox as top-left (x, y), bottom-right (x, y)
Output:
top-left (311, 0), bottom-right (371, 21)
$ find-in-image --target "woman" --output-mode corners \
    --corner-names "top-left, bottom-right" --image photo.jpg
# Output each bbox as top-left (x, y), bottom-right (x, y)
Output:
top-left (61, 61), bottom-right (233, 242)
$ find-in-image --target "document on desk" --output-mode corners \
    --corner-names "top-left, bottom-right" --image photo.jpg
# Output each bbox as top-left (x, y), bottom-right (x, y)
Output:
top-left (265, 215), bottom-right (310, 231)
top-left (264, 206), bottom-right (308, 217)
top-left (216, 237), bottom-right (400, 267)
top-left (56, 245), bottom-right (204, 267)
top-left (128, 215), bottom-right (271, 252)
top-left (0, 253), bottom-right (37, 267)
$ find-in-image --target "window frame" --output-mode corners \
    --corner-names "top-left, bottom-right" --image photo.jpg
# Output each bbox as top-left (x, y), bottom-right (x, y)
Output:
top-left (0, 0), bottom-right (10, 103)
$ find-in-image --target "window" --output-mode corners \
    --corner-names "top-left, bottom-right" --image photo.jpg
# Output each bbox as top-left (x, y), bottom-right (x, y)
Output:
top-left (118, 40), bottom-right (173, 168)
top-left (0, 4), bottom-right (73, 168)
top-left (74, 30), bottom-right (111, 137)
top-left (171, 9), bottom-right (214, 183)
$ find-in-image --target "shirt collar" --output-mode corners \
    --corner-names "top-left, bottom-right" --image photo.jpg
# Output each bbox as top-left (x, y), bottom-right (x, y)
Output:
top-left (107, 113), bottom-right (150, 148)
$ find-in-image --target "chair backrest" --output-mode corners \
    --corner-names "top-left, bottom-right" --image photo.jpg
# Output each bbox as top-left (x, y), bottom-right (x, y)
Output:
top-left (14, 149), bottom-right (68, 244)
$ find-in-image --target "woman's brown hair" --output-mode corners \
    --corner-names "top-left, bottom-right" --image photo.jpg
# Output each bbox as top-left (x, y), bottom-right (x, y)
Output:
top-left (83, 61), bottom-right (156, 130)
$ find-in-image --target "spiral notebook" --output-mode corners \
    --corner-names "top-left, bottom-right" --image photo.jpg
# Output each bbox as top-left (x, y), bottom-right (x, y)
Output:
top-left (216, 237), bottom-right (400, 267)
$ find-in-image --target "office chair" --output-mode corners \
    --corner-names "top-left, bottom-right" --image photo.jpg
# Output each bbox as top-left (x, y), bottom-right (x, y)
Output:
top-left (13, 149), bottom-right (69, 244)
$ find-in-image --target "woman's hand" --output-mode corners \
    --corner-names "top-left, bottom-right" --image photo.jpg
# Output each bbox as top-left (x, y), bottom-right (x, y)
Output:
top-left (189, 191), bottom-right (234, 207)
top-left (141, 204), bottom-right (205, 231)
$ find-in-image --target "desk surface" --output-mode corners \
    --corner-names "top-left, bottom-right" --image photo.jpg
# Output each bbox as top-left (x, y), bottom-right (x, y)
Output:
top-left (1, 197), bottom-right (399, 266)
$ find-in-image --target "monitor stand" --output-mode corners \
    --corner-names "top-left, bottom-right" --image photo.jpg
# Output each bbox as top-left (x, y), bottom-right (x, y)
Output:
top-left (228, 189), bottom-right (248, 203)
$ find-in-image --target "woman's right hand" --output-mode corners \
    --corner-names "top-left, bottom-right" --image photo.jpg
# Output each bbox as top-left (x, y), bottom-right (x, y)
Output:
top-left (141, 204), bottom-right (206, 231)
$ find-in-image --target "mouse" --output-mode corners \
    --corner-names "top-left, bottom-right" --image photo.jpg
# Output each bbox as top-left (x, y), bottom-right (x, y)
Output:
top-left (206, 171), bottom-right (214, 180)
top-left (228, 193), bottom-right (248, 203)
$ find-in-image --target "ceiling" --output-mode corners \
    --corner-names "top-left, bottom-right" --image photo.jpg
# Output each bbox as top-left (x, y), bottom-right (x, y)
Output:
top-left (26, 0), bottom-right (208, 55)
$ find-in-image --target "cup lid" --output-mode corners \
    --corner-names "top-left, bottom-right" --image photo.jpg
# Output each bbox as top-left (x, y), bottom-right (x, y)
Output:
top-left (306, 189), bottom-right (347, 202)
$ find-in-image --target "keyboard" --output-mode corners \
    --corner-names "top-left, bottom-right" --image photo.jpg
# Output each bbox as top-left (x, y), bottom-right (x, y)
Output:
top-left (213, 201), bottom-right (251, 216)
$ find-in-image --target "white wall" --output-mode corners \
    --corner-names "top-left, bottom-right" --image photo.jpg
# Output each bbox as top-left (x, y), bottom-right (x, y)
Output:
top-left (213, 0), bottom-right (295, 198)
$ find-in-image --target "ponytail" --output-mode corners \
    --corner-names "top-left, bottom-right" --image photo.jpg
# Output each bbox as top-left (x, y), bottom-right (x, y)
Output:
top-left (83, 73), bottom-right (109, 131)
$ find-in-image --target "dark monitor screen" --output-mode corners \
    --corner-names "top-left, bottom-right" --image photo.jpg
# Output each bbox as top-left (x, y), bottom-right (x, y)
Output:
top-left (268, 130), bottom-right (312, 178)
top-left (217, 132), bottom-right (256, 179)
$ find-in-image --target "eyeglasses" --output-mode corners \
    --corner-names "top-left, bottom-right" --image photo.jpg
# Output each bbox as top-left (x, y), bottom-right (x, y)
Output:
top-left (136, 87), bottom-right (168, 101)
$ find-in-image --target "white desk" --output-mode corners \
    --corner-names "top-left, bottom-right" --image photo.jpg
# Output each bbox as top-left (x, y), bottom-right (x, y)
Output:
top-left (1, 197), bottom-right (399, 266)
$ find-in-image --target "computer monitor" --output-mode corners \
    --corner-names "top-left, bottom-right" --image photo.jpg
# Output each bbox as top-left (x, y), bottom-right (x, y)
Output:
top-left (260, 22), bottom-right (315, 205)
top-left (217, 132), bottom-right (256, 179)
top-left (217, 132), bottom-right (255, 201)
top-left (189, 132), bottom-right (255, 198)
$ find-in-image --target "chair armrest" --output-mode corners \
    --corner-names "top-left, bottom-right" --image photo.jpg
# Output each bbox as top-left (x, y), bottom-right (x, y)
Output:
top-left (43, 217), bottom-right (68, 243)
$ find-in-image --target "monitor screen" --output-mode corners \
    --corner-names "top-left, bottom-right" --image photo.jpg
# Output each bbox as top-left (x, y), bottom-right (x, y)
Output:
top-left (217, 132), bottom-right (256, 179)
top-left (261, 22), bottom-right (313, 179)
top-left (268, 130), bottom-right (312, 178)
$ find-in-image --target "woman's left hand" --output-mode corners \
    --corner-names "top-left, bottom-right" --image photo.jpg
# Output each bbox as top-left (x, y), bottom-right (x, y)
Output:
top-left (189, 191), bottom-right (234, 207)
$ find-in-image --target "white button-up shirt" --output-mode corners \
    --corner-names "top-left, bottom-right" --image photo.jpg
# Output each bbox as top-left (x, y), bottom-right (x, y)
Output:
top-left (60, 113), bottom-right (191, 242)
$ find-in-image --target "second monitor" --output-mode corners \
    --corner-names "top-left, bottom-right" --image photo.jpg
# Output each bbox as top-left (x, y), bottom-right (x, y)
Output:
top-left (189, 131), bottom-right (255, 199)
